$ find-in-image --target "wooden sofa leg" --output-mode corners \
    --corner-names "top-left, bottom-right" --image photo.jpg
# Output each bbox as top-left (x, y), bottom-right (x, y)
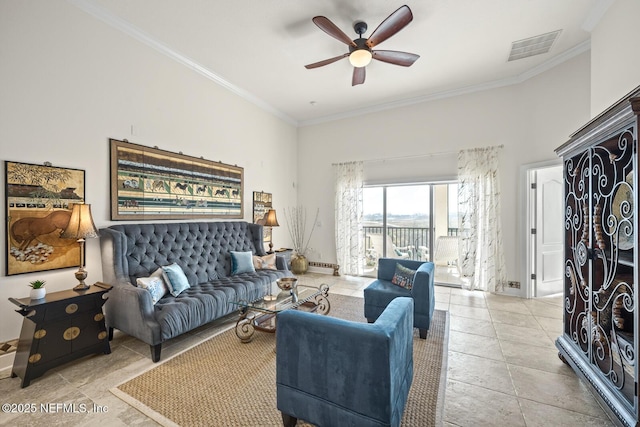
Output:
top-left (108, 327), bottom-right (114, 341)
top-left (281, 413), bottom-right (297, 427)
top-left (419, 328), bottom-right (427, 339)
top-left (151, 344), bottom-right (162, 362)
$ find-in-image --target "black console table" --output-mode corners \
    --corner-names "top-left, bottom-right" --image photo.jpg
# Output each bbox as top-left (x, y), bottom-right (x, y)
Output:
top-left (9, 283), bottom-right (111, 387)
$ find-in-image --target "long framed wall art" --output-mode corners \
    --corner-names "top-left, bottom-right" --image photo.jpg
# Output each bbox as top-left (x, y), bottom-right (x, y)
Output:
top-left (5, 161), bottom-right (85, 276)
top-left (110, 139), bottom-right (244, 220)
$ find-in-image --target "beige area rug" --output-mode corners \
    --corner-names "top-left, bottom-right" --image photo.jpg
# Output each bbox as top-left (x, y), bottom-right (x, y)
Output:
top-left (111, 294), bottom-right (449, 427)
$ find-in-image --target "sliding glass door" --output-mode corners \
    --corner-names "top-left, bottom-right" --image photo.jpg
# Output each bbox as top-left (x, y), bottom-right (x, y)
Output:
top-left (362, 182), bottom-right (466, 286)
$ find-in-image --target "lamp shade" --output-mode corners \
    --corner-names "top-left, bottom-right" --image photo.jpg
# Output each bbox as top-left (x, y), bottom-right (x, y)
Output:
top-left (264, 209), bottom-right (280, 227)
top-left (60, 203), bottom-right (99, 239)
top-left (349, 49), bottom-right (372, 67)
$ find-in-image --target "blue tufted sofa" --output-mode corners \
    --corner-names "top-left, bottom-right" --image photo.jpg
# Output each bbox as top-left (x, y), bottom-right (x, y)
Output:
top-left (99, 221), bottom-right (292, 362)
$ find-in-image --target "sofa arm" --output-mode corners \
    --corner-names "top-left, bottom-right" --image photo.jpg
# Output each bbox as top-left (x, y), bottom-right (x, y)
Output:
top-left (276, 298), bottom-right (413, 425)
top-left (411, 262), bottom-right (434, 298)
top-left (411, 262), bottom-right (436, 338)
top-left (275, 255), bottom-right (289, 271)
top-left (103, 281), bottom-right (162, 346)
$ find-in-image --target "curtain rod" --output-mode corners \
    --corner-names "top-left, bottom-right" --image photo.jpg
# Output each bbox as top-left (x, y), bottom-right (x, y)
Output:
top-left (332, 144), bottom-right (503, 166)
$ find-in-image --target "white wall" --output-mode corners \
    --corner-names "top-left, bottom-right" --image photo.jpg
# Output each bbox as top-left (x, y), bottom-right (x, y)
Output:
top-left (297, 52), bottom-right (591, 293)
top-left (590, 0), bottom-right (640, 115)
top-left (2, 0), bottom-right (637, 372)
top-left (0, 1), bottom-right (298, 354)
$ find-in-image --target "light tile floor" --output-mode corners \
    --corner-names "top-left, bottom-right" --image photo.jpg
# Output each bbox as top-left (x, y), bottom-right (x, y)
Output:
top-left (0, 273), bottom-right (615, 426)
top-left (434, 286), bottom-right (614, 427)
top-left (330, 275), bottom-right (614, 426)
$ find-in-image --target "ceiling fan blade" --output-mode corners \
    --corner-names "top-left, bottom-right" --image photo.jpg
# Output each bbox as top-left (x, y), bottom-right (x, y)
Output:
top-left (305, 53), bottom-right (349, 69)
top-left (312, 16), bottom-right (357, 47)
top-left (372, 50), bottom-right (420, 67)
top-left (352, 67), bottom-right (366, 86)
top-left (366, 5), bottom-right (413, 48)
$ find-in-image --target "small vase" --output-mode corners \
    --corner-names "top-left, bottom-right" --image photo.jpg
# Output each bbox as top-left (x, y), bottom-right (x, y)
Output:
top-left (30, 287), bottom-right (46, 300)
top-left (291, 254), bottom-right (309, 274)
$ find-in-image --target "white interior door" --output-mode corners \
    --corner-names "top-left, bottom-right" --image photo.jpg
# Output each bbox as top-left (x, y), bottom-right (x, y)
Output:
top-left (534, 165), bottom-right (563, 297)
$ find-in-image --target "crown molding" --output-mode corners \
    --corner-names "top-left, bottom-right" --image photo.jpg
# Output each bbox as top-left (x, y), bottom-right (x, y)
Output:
top-left (68, 0), bottom-right (592, 130)
top-left (517, 39), bottom-right (591, 81)
top-left (582, 0), bottom-right (616, 32)
top-left (67, 0), bottom-right (298, 127)
top-left (299, 40), bottom-right (591, 127)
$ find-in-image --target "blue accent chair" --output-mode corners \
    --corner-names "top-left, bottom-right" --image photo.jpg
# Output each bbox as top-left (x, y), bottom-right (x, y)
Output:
top-left (276, 297), bottom-right (414, 427)
top-left (364, 258), bottom-right (435, 339)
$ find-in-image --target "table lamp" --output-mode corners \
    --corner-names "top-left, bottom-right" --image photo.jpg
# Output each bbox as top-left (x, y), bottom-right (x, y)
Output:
top-left (60, 203), bottom-right (99, 291)
top-left (264, 208), bottom-right (279, 253)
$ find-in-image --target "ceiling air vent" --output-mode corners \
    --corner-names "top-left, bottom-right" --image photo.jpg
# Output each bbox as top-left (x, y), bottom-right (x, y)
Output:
top-left (508, 30), bottom-right (562, 61)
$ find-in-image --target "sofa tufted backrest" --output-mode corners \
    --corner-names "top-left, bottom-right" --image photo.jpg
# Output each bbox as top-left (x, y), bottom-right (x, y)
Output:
top-left (102, 221), bottom-right (265, 286)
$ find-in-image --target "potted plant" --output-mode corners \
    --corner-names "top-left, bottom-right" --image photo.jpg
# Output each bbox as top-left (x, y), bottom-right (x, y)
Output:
top-left (284, 207), bottom-right (319, 274)
top-left (29, 279), bottom-right (46, 300)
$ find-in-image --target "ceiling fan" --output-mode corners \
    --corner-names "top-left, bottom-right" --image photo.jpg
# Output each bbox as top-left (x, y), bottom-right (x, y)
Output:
top-left (305, 5), bottom-right (420, 86)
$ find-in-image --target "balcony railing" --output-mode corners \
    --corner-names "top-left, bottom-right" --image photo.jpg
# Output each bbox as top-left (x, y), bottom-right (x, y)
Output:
top-left (363, 226), bottom-right (458, 262)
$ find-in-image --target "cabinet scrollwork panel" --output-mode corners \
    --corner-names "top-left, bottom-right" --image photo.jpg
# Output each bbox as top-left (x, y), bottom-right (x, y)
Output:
top-left (557, 86), bottom-right (640, 426)
top-left (591, 129), bottom-right (635, 405)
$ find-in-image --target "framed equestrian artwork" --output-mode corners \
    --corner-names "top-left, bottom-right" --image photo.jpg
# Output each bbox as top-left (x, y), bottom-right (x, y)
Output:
top-left (253, 191), bottom-right (272, 245)
top-left (5, 161), bottom-right (85, 276)
top-left (110, 139), bottom-right (244, 220)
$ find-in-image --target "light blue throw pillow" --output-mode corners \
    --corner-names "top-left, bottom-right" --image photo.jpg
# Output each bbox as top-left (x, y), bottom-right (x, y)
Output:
top-left (231, 251), bottom-right (256, 275)
top-left (162, 263), bottom-right (191, 296)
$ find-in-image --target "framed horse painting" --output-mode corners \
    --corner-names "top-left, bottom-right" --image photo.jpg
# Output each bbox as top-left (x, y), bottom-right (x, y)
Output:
top-left (5, 161), bottom-right (86, 276)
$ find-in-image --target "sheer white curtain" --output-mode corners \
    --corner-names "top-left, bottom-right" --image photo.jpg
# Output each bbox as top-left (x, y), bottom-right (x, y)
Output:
top-left (333, 161), bottom-right (364, 275)
top-left (457, 146), bottom-right (507, 292)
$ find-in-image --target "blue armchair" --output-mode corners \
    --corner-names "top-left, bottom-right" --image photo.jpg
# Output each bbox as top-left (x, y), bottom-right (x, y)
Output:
top-left (276, 297), bottom-right (414, 427)
top-left (364, 258), bottom-right (435, 339)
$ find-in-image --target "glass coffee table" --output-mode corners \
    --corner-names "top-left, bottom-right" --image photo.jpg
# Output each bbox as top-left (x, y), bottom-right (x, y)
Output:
top-left (230, 283), bottom-right (330, 343)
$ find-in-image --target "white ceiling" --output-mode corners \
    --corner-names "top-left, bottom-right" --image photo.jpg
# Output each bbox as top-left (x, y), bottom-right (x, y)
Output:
top-left (74, 0), bottom-right (606, 126)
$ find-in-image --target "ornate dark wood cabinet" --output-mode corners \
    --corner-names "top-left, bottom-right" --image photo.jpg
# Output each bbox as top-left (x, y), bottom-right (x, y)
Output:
top-left (9, 283), bottom-right (111, 388)
top-left (556, 86), bottom-right (640, 426)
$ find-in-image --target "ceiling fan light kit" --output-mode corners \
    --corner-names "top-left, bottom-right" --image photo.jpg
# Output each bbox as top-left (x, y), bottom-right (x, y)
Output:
top-left (305, 5), bottom-right (419, 86)
top-left (349, 22), bottom-right (372, 68)
top-left (349, 48), bottom-right (372, 68)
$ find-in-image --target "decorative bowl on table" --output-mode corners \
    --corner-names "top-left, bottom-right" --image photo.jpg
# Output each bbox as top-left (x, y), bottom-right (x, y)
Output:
top-left (277, 277), bottom-right (298, 291)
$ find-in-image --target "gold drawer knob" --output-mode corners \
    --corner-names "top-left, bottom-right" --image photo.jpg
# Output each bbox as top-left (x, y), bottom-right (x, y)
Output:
top-left (63, 327), bottom-right (81, 341)
top-left (94, 313), bottom-right (104, 322)
top-left (98, 331), bottom-right (107, 340)
top-left (66, 303), bottom-right (78, 314)
top-left (34, 329), bottom-right (47, 339)
top-left (28, 353), bottom-right (41, 364)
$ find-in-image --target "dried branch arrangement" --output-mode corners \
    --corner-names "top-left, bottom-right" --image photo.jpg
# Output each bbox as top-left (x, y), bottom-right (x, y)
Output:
top-left (284, 206), bottom-right (319, 257)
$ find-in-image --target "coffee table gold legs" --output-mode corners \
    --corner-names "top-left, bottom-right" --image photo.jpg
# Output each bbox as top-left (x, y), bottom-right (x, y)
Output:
top-left (234, 284), bottom-right (332, 342)
top-left (236, 317), bottom-right (255, 343)
top-left (236, 306), bottom-right (277, 343)
top-left (236, 305), bottom-right (255, 343)
top-left (315, 283), bottom-right (331, 315)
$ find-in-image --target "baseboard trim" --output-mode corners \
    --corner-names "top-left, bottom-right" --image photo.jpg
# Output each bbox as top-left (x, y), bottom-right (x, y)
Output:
top-left (308, 262), bottom-right (340, 276)
top-left (0, 352), bottom-right (15, 376)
